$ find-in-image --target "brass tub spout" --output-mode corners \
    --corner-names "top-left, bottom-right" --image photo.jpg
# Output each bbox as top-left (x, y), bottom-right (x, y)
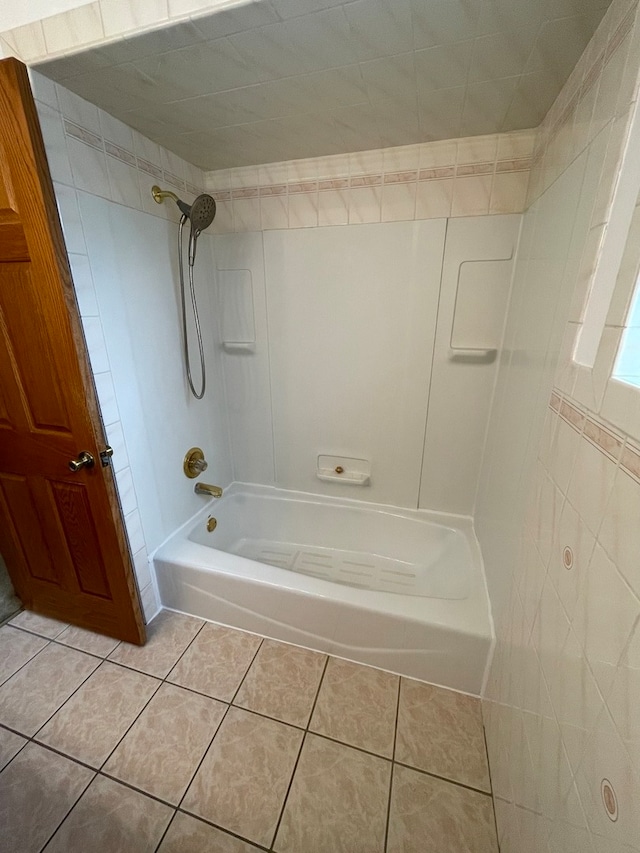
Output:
top-left (194, 483), bottom-right (223, 498)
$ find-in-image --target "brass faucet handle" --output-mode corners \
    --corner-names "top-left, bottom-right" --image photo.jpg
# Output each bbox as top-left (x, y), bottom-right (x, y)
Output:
top-left (184, 447), bottom-right (208, 478)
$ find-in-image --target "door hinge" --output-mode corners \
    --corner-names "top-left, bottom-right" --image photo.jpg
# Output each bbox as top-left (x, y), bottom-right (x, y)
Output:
top-left (100, 446), bottom-right (114, 467)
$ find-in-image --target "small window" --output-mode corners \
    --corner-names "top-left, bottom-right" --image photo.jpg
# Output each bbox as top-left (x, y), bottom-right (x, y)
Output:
top-left (614, 278), bottom-right (640, 387)
top-left (573, 101), bottom-right (640, 368)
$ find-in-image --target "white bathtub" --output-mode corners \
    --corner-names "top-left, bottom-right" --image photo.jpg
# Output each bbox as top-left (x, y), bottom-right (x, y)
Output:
top-left (153, 483), bottom-right (493, 694)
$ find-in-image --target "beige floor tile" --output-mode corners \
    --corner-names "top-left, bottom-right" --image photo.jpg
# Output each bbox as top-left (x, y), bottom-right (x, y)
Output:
top-left (183, 706), bottom-right (303, 847)
top-left (0, 742), bottom-right (93, 853)
top-left (104, 683), bottom-right (226, 804)
top-left (157, 811), bottom-right (263, 852)
top-left (274, 733), bottom-right (391, 853)
top-left (395, 679), bottom-right (490, 791)
top-left (57, 624), bottom-right (120, 657)
top-left (108, 609), bottom-right (204, 678)
top-left (387, 764), bottom-right (498, 853)
top-left (44, 774), bottom-right (173, 853)
top-left (36, 661), bottom-right (160, 767)
top-left (168, 623), bottom-right (261, 701)
top-left (234, 639), bottom-right (326, 726)
top-left (0, 643), bottom-right (99, 736)
top-left (309, 657), bottom-right (399, 756)
top-left (0, 625), bottom-right (48, 686)
top-left (9, 610), bottom-right (67, 639)
top-left (0, 727), bottom-right (27, 771)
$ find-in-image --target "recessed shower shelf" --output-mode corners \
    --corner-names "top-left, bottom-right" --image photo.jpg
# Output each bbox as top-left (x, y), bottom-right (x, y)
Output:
top-left (316, 455), bottom-right (371, 485)
top-left (317, 469), bottom-right (370, 485)
top-left (222, 342), bottom-right (256, 353)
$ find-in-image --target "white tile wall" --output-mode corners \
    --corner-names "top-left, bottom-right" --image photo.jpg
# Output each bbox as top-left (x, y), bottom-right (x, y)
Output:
top-left (479, 0), bottom-right (640, 850)
top-left (32, 70), bottom-right (222, 623)
top-left (204, 131), bottom-right (534, 233)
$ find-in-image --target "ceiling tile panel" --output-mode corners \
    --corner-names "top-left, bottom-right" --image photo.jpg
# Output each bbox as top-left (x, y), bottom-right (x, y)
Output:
top-left (226, 21), bottom-right (307, 80)
top-left (283, 7), bottom-right (359, 72)
top-left (307, 65), bottom-right (370, 109)
top-left (503, 70), bottom-right (562, 131)
top-left (410, 0), bottom-right (481, 50)
top-left (468, 27), bottom-right (539, 84)
top-left (418, 86), bottom-right (466, 141)
top-left (191, 1), bottom-right (281, 39)
top-left (36, 0), bottom-right (613, 170)
top-left (414, 40), bottom-right (474, 91)
top-left (461, 76), bottom-right (520, 136)
top-left (359, 53), bottom-right (417, 104)
top-left (269, 0), bottom-right (348, 20)
top-left (343, 0), bottom-right (415, 61)
top-left (131, 39), bottom-right (263, 101)
top-left (476, 0), bottom-right (545, 37)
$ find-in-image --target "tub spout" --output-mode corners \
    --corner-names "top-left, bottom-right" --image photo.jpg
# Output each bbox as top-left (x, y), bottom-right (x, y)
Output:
top-left (194, 483), bottom-right (223, 498)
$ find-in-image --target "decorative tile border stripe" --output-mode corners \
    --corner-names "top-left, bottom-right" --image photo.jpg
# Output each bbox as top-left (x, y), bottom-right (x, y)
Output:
top-left (104, 140), bottom-right (136, 167)
top-left (60, 115), bottom-right (205, 201)
top-left (559, 399), bottom-right (586, 431)
top-left (621, 444), bottom-right (640, 479)
top-left (220, 156), bottom-right (531, 202)
top-left (64, 119), bottom-right (102, 150)
top-left (550, 388), bottom-right (637, 475)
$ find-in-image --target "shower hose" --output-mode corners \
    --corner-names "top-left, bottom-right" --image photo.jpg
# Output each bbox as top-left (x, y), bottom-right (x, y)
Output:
top-left (178, 215), bottom-right (206, 399)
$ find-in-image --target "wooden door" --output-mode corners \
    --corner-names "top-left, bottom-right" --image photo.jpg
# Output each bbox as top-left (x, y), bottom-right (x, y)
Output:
top-left (0, 58), bottom-right (145, 644)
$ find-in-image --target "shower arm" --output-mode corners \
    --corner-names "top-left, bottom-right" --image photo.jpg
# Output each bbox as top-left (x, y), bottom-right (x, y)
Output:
top-left (151, 185), bottom-right (180, 205)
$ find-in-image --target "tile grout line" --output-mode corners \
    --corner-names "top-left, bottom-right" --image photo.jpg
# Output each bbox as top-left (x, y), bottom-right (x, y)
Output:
top-left (229, 637), bottom-right (265, 706)
top-left (151, 809), bottom-right (179, 853)
top-left (4, 620), bottom-right (495, 793)
top-left (4, 615), bottom-right (208, 853)
top-left (3, 615), bottom-right (496, 850)
top-left (174, 808), bottom-right (272, 852)
top-left (267, 654), bottom-right (330, 852)
top-left (482, 719), bottom-right (502, 850)
top-left (95, 621), bottom-right (211, 773)
top-left (93, 614), bottom-right (212, 787)
top-left (7, 622), bottom-right (117, 662)
top-left (392, 760), bottom-right (494, 798)
top-left (28, 653), bottom-right (167, 853)
top-left (168, 636), bottom-right (268, 833)
top-left (0, 627), bottom-right (54, 689)
top-left (384, 677), bottom-right (402, 852)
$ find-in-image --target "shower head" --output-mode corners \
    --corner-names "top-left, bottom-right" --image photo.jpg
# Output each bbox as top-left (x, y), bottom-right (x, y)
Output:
top-left (151, 185), bottom-right (216, 232)
top-left (181, 193), bottom-right (216, 234)
top-left (152, 186), bottom-right (216, 265)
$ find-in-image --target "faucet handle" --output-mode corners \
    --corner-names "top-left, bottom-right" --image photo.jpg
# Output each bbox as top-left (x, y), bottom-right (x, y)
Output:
top-left (184, 447), bottom-right (208, 478)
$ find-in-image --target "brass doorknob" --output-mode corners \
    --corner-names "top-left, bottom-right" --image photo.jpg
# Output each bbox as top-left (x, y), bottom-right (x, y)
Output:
top-left (69, 451), bottom-right (95, 472)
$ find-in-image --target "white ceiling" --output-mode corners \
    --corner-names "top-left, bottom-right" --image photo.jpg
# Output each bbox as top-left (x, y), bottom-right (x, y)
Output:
top-left (37, 0), bottom-right (612, 170)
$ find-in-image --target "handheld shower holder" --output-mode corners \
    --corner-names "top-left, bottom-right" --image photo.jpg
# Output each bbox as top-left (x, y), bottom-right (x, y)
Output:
top-left (151, 184), bottom-right (216, 400)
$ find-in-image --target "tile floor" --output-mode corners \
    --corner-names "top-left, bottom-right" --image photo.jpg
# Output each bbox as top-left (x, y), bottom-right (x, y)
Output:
top-left (0, 608), bottom-right (499, 853)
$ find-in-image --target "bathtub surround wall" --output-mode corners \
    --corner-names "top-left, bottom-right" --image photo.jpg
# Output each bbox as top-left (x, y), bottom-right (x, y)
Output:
top-left (31, 70), bottom-right (233, 622)
top-left (477, 0), bottom-right (640, 849)
top-left (213, 213), bottom-right (520, 516)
